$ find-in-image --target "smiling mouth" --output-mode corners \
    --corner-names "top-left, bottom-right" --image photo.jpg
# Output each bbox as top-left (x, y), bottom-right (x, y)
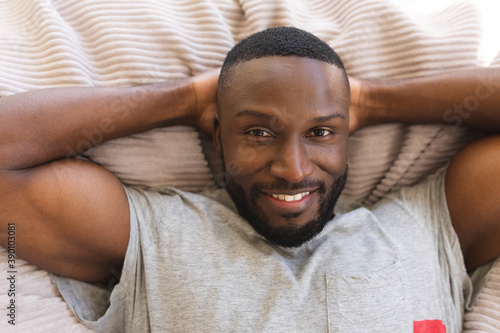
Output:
top-left (270, 192), bottom-right (310, 202)
top-left (261, 190), bottom-right (315, 217)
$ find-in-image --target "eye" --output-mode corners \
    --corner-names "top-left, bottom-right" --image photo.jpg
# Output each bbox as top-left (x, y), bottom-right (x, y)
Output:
top-left (248, 129), bottom-right (272, 137)
top-left (308, 128), bottom-right (332, 137)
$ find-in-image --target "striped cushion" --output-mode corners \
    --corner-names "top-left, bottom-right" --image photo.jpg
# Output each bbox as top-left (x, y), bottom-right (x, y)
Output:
top-left (0, 0), bottom-right (498, 331)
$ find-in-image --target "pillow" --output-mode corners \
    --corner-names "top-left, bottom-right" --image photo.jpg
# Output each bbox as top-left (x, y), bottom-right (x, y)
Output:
top-left (0, 1), bottom-right (496, 332)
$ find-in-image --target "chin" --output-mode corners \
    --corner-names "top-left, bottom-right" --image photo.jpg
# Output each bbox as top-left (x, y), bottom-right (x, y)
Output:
top-left (225, 167), bottom-right (348, 248)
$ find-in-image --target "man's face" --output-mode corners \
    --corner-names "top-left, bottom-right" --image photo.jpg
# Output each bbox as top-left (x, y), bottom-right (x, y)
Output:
top-left (215, 56), bottom-right (350, 247)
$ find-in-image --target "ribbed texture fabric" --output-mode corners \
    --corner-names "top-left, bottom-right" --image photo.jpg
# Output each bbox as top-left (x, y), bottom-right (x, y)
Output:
top-left (84, 127), bottom-right (215, 192)
top-left (464, 259), bottom-right (500, 332)
top-left (0, 0), bottom-right (498, 331)
top-left (0, 246), bottom-right (94, 333)
top-left (0, 0), bottom-right (485, 198)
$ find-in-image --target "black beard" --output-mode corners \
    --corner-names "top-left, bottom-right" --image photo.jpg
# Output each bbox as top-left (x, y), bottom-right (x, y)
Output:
top-left (225, 166), bottom-right (348, 248)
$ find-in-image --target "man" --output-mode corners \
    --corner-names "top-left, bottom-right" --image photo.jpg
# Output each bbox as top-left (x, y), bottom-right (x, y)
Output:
top-left (0, 27), bottom-right (499, 332)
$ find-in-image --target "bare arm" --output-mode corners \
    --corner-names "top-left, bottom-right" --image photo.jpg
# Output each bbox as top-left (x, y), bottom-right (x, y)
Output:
top-left (349, 67), bottom-right (500, 134)
top-left (0, 70), bottom-right (219, 170)
top-left (0, 69), bottom-right (219, 282)
top-left (350, 67), bottom-right (500, 270)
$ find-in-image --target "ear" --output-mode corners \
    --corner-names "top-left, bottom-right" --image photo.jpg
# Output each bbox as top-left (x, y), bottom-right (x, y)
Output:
top-left (213, 114), bottom-right (222, 158)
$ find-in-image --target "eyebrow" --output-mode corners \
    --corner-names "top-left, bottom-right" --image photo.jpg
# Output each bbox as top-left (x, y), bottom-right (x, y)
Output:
top-left (234, 109), bottom-right (274, 119)
top-left (311, 113), bottom-right (345, 123)
top-left (234, 109), bottom-right (346, 122)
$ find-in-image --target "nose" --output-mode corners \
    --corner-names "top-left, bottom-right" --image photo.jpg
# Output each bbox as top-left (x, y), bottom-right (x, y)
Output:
top-left (269, 138), bottom-right (314, 184)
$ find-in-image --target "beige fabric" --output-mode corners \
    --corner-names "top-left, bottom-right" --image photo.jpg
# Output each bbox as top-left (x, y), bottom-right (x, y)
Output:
top-left (0, 0), bottom-right (498, 331)
top-left (0, 0), bottom-right (484, 198)
top-left (464, 259), bottom-right (500, 332)
top-left (0, 247), bottom-right (94, 333)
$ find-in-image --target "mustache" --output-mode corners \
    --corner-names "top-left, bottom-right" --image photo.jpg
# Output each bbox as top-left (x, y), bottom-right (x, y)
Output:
top-left (250, 179), bottom-right (326, 193)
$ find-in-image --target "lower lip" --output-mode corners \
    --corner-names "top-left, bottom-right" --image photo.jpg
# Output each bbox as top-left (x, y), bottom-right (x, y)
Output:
top-left (263, 191), bottom-right (314, 210)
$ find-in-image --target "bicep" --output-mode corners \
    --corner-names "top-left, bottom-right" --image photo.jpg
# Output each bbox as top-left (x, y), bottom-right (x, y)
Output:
top-left (0, 158), bottom-right (130, 283)
top-left (445, 135), bottom-right (500, 270)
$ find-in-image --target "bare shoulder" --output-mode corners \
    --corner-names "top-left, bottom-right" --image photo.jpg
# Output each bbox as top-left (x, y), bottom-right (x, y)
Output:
top-left (0, 158), bottom-right (130, 283)
top-left (445, 135), bottom-right (500, 270)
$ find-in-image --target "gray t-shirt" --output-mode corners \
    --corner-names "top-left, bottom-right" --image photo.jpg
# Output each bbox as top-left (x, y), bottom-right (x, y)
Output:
top-left (51, 172), bottom-right (474, 332)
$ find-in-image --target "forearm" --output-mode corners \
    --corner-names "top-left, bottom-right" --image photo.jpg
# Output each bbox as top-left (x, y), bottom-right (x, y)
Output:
top-left (357, 68), bottom-right (500, 132)
top-left (0, 79), bottom-right (197, 170)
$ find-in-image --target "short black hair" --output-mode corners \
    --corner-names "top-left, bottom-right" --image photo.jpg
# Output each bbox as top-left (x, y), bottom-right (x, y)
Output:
top-left (217, 26), bottom-right (349, 103)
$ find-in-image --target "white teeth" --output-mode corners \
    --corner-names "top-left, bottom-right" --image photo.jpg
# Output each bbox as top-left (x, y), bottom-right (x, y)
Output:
top-left (271, 192), bottom-right (310, 202)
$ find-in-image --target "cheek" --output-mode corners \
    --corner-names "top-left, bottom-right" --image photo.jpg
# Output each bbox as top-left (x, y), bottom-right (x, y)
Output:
top-left (311, 143), bottom-right (347, 175)
top-left (222, 141), bottom-right (272, 180)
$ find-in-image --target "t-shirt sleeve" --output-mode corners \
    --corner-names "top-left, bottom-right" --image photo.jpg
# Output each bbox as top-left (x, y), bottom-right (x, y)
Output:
top-left (50, 185), bottom-right (148, 333)
top-left (382, 170), bottom-right (475, 310)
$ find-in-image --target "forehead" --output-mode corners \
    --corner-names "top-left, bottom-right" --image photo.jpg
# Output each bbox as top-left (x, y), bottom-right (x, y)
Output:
top-left (219, 56), bottom-right (349, 119)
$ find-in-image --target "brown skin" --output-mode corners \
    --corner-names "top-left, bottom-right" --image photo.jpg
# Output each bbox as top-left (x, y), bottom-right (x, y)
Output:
top-left (214, 57), bottom-right (349, 231)
top-left (0, 72), bottom-right (218, 283)
top-left (348, 69), bottom-right (500, 133)
top-left (445, 136), bottom-right (500, 270)
top-left (0, 59), bottom-right (500, 284)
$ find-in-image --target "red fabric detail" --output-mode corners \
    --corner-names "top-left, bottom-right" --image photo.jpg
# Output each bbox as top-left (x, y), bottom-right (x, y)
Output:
top-left (413, 320), bottom-right (446, 333)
